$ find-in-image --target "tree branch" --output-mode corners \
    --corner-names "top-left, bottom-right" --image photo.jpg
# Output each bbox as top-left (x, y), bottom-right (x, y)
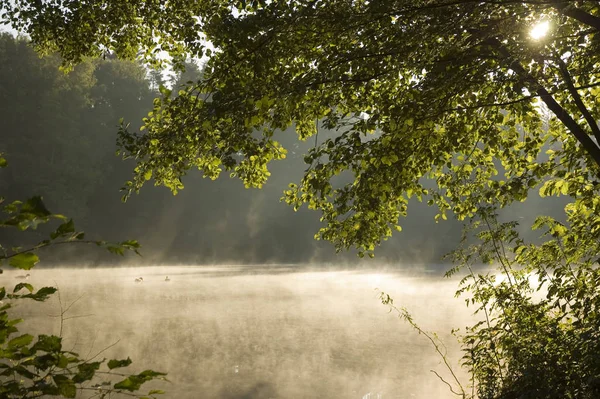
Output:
top-left (486, 37), bottom-right (600, 168)
top-left (430, 369), bottom-right (465, 397)
top-left (0, 240), bottom-right (102, 260)
top-left (552, 2), bottom-right (600, 32)
top-left (555, 56), bottom-right (600, 144)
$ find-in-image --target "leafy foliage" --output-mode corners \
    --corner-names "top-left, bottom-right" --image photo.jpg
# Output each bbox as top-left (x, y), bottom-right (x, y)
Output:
top-left (381, 202), bottom-right (600, 398)
top-left (436, 204), bottom-right (600, 399)
top-left (1, 32), bottom-right (464, 264)
top-left (0, 154), bottom-right (166, 398)
top-left (3, 2), bottom-right (600, 398)
top-left (4, 1), bottom-right (600, 256)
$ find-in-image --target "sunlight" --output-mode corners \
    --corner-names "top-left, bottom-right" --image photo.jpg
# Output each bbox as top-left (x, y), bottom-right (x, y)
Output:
top-left (530, 20), bottom-right (550, 40)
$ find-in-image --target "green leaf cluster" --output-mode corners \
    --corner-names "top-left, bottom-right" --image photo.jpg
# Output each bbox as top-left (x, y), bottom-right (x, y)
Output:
top-left (441, 204), bottom-right (600, 398)
top-left (8, 0), bottom-right (600, 255)
top-left (0, 157), bottom-right (166, 398)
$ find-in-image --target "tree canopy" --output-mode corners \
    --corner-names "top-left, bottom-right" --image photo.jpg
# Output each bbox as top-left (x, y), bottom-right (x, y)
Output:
top-left (0, 33), bottom-right (465, 265)
top-left (4, 2), bottom-right (600, 398)
top-left (3, 1), bottom-right (600, 255)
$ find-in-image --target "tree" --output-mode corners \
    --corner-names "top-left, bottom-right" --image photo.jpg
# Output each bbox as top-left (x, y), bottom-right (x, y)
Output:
top-left (449, 207), bottom-right (600, 399)
top-left (3, 2), bottom-right (600, 397)
top-left (170, 61), bottom-right (204, 90)
top-left (0, 33), bottom-right (154, 230)
top-left (3, 0), bottom-right (599, 254)
top-left (0, 33), bottom-right (166, 262)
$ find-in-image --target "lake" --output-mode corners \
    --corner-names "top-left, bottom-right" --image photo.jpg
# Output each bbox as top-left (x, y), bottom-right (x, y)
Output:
top-left (3, 265), bottom-right (475, 398)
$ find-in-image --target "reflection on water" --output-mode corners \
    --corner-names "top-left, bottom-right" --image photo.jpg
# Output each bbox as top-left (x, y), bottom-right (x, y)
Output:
top-left (2, 265), bottom-right (474, 398)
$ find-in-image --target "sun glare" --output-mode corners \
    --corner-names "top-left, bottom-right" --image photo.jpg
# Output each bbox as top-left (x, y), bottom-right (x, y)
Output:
top-left (530, 20), bottom-right (550, 40)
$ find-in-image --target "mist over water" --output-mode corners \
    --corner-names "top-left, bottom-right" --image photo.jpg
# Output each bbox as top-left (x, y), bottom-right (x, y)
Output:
top-left (3, 265), bottom-right (474, 399)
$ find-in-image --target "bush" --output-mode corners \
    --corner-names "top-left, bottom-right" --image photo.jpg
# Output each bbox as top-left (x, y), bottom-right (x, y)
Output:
top-left (0, 154), bottom-right (167, 398)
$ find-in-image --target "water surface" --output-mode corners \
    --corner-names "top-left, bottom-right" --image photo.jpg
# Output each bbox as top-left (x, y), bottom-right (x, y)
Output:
top-left (3, 265), bottom-right (474, 398)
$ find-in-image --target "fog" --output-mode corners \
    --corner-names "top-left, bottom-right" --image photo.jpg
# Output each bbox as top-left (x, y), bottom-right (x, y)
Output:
top-left (4, 266), bottom-right (473, 399)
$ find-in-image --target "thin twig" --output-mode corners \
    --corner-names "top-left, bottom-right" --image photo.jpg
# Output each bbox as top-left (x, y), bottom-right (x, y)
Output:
top-left (430, 369), bottom-right (464, 397)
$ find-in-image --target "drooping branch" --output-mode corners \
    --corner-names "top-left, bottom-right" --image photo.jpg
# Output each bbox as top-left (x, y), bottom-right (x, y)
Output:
top-left (555, 56), bottom-right (600, 144)
top-left (531, 82), bottom-right (600, 168)
top-left (552, 2), bottom-right (600, 32)
top-left (486, 37), bottom-right (600, 168)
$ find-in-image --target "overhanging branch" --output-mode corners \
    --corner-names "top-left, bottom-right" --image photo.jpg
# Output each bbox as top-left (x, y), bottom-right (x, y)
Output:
top-left (555, 56), bottom-right (600, 144)
top-left (486, 37), bottom-right (600, 168)
top-left (552, 2), bottom-right (600, 32)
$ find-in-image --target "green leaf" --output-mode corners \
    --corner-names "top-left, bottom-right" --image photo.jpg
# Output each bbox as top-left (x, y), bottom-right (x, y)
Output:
top-left (32, 335), bottom-right (62, 352)
top-left (138, 369), bottom-right (167, 379)
top-left (114, 370), bottom-right (167, 391)
top-left (8, 334), bottom-right (33, 349)
top-left (57, 354), bottom-right (70, 368)
top-left (0, 156), bottom-right (7, 168)
top-left (40, 385), bottom-right (60, 395)
top-left (105, 245), bottom-right (125, 256)
top-left (7, 318), bottom-right (23, 327)
top-left (34, 353), bottom-right (59, 370)
top-left (120, 240), bottom-right (141, 249)
top-left (108, 357), bottom-right (133, 369)
top-left (9, 252), bottom-right (39, 270)
top-left (21, 196), bottom-right (51, 217)
top-left (158, 85), bottom-right (171, 97)
top-left (13, 365), bottom-right (37, 379)
top-left (50, 219), bottom-right (75, 239)
top-left (23, 286), bottom-right (57, 301)
top-left (13, 282), bottom-right (33, 293)
top-left (114, 376), bottom-right (145, 391)
top-left (53, 375), bottom-right (76, 398)
top-left (73, 361), bottom-right (101, 383)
